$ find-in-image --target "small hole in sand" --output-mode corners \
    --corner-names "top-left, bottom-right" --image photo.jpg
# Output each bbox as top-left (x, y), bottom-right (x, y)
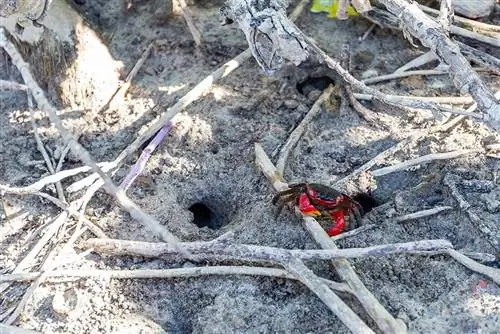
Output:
top-left (188, 202), bottom-right (222, 229)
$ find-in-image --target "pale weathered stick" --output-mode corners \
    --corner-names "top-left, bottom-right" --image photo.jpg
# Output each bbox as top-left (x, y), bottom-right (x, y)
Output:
top-left (285, 258), bottom-right (374, 334)
top-left (0, 324), bottom-right (39, 334)
top-left (354, 93), bottom-right (478, 108)
top-left (334, 90), bottom-right (500, 188)
top-left (372, 149), bottom-right (484, 177)
top-left (394, 51), bottom-right (437, 73)
top-left (99, 42), bottom-right (154, 112)
top-left (362, 68), bottom-right (487, 85)
top-left (28, 92), bottom-right (66, 203)
top-left (85, 237), bottom-right (453, 262)
top-left (176, 0), bottom-right (202, 46)
top-left (0, 79), bottom-right (27, 91)
top-left (276, 85), bottom-right (335, 176)
top-left (255, 143), bottom-right (407, 334)
top-left (0, 266), bottom-right (351, 293)
top-left (446, 249), bottom-right (500, 285)
top-left (0, 29), bottom-right (185, 253)
top-left (395, 206), bottom-right (453, 223)
top-left (66, 0), bottom-right (310, 194)
top-left (331, 224), bottom-right (377, 241)
top-left (0, 212), bottom-right (68, 294)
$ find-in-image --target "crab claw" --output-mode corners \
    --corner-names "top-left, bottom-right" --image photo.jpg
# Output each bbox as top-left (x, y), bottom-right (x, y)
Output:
top-left (298, 193), bottom-right (321, 216)
top-left (327, 211), bottom-right (347, 236)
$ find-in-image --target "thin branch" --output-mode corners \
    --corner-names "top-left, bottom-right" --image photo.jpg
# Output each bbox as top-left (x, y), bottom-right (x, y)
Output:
top-left (276, 85), bottom-right (335, 176)
top-left (395, 206), bottom-right (453, 223)
top-left (362, 68), bottom-right (489, 85)
top-left (0, 324), bottom-right (39, 334)
top-left (372, 149), bottom-right (484, 177)
top-left (0, 79), bottom-right (27, 91)
top-left (394, 51), bottom-right (437, 73)
top-left (446, 249), bottom-right (500, 285)
top-left (331, 224), bottom-right (377, 241)
top-left (0, 266), bottom-right (352, 294)
top-left (120, 121), bottom-right (173, 191)
top-left (99, 42), bottom-right (155, 112)
top-left (28, 92), bottom-right (66, 203)
top-left (176, 0), bottom-right (202, 46)
top-left (377, 0), bottom-right (499, 125)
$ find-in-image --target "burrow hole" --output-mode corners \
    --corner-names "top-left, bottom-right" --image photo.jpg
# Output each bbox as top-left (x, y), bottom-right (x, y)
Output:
top-left (188, 202), bottom-right (223, 230)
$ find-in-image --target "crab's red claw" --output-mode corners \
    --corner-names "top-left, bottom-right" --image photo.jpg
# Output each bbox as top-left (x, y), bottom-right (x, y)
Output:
top-left (298, 193), bottom-right (321, 216)
top-left (327, 210), bottom-right (347, 236)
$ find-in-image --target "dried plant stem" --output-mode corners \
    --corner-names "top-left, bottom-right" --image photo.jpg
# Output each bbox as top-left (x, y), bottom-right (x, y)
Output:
top-left (0, 212), bottom-right (68, 295)
top-left (354, 93), bottom-right (477, 108)
top-left (0, 266), bottom-right (351, 293)
top-left (446, 249), bottom-right (500, 285)
top-left (28, 92), bottom-right (66, 203)
top-left (255, 144), bottom-right (407, 334)
top-left (176, 0), bottom-right (202, 46)
top-left (0, 324), bottom-right (38, 334)
top-left (35, 192), bottom-right (107, 238)
top-left (372, 149), bottom-right (483, 177)
top-left (0, 79), bottom-right (27, 91)
top-left (100, 42), bottom-right (154, 112)
top-left (0, 28), bottom-right (185, 254)
top-left (362, 68), bottom-right (487, 85)
top-left (276, 85), bottom-right (335, 176)
top-left (395, 206), bottom-right (453, 223)
top-left (120, 121), bottom-right (173, 191)
top-left (66, 0), bottom-right (309, 194)
top-left (331, 224), bottom-right (377, 241)
top-left (395, 51), bottom-right (437, 73)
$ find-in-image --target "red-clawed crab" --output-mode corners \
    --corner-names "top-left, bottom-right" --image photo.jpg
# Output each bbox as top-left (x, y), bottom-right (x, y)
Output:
top-left (272, 183), bottom-right (377, 236)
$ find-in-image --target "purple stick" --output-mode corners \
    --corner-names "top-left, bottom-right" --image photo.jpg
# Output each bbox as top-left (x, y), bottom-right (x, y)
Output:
top-left (120, 121), bottom-right (173, 191)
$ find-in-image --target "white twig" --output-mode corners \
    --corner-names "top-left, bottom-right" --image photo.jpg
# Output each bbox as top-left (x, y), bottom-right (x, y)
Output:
top-left (372, 149), bottom-right (483, 177)
top-left (0, 266), bottom-right (352, 294)
top-left (176, 0), bottom-right (202, 46)
top-left (395, 206), bottom-right (453, 223)
top-left (395, 51), bottom-right (437, 73)
top-left (276, 85), bottom-right (335, 176)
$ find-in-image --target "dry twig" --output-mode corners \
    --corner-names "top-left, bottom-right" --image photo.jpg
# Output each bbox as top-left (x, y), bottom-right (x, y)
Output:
top-left (175, 0), bottom-right (202, 46)
top-left (371, 149), bottom-right (484, 177)
top-left (395, 206), bottom-right (453, 223)
top-left (276, 85), bottom-right (335, 176)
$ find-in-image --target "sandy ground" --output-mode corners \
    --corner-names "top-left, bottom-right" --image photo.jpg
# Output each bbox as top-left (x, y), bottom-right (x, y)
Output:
top-left (1, 0), bottom-right (499, 333)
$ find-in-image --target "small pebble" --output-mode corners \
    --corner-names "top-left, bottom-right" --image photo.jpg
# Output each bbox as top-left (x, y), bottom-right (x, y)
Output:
top-left (307, 90), bottom-right (322, 101)
top-left (284, 99), bottom-right (299, 109)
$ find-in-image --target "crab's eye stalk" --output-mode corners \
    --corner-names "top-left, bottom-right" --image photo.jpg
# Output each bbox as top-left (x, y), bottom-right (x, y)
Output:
top-left (352, 193), bottom-right (378, 213)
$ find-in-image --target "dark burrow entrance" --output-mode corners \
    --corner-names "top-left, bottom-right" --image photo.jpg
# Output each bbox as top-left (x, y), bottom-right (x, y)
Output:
top-left (188, 202), bottom-right (223, 230)
top-left (296, 75), bottom-right (335, 96)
